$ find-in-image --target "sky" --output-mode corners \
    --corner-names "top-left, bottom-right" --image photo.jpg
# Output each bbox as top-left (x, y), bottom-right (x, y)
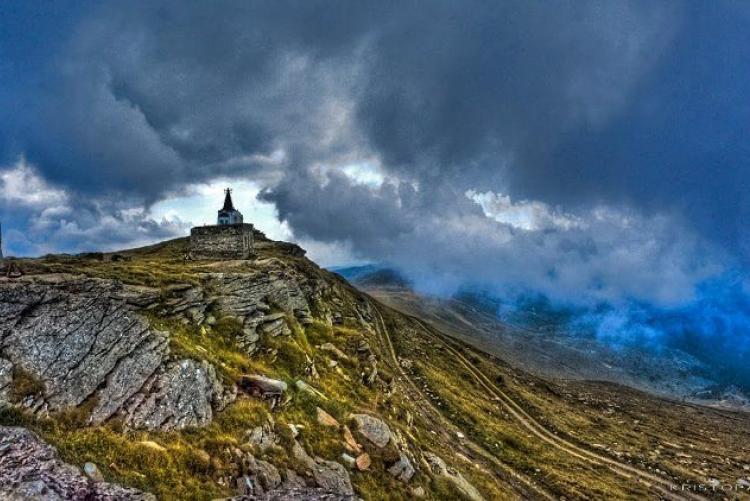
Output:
top-left (2, 1), bottom-right (750, 385)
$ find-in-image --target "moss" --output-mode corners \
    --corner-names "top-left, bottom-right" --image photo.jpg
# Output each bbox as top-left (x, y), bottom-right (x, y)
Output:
top-left (0, 405), bottom-right (35, 426)
top-left (9, 366), bottom-right (45, 403)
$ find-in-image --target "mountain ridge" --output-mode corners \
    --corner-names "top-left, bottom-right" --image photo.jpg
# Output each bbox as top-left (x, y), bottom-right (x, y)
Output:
top-left (0, 237), bottom-right (748, 500)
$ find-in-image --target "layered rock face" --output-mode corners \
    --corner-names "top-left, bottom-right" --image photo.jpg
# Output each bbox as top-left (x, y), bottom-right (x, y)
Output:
top-left (0, 252), bottom-right (357, 429)
top-left (0, 276), bottom-right (230, 429)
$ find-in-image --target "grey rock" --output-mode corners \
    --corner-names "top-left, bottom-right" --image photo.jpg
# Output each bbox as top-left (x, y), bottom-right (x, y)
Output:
top-left (291, 440), bottom-right (354, 496)
top-left (229, 486), bottom-right (357, 500)
top-left (0, 426), bottom-right (151, 500)
top-left (0, 278), bottom-right (169, 419)
top-left (83, 462), bottom-right (104, 483)
top-left (235, 452), bottom-right (282, 496)
top-left (259, 317), bottom-right (291, 337)
top-left (240, 375), bottom-right (288, 397)
top-left (309, 459), bottom-right (354, 497)
top-left (246, 425), bottom-right (277, 451)
top-left (350, 414), bottom-right (392, 448)
top-left (206, 272), bottom-right (310, 321)
top-left (249, 455), bottom-right (282, 492)
top-left (89, 334), bottom-right (168, 424)
top-left (423, 452), bottom-right (485, 501)
top-left (0, 358), bottom-right (12, 407)
top-left (387, 453), bottom-right (415, 483)
top-left (124, 359), bottom-right (228, 430)
top-left (282, 469), bottom-right (307, 489)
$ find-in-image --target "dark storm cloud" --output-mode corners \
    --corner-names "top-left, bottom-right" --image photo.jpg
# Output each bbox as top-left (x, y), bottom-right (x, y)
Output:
top-left (1, 0), bottom-right (747, 306)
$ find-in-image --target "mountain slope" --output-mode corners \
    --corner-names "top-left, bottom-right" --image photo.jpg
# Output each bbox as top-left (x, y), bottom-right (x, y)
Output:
top-left (348, 268), bottom-right (733, 410)
top-left (0, 238), bottom-right (748, 500)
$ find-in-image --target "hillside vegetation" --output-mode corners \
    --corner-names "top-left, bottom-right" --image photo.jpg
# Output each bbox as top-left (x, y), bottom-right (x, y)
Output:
top-left (1, 238), bottom-right (749, 500)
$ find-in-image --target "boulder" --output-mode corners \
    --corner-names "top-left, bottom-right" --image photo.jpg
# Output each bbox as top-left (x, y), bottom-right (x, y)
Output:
top-left (240, 375), bottom-right (288, 397)
top-left (247, 454), bottom-right (283, 492)
top-left (83, 462), bottom-right (104, 483)
top-left (246, 425), bottom-right (277, 451)
top-left (310, 459), bottom-right (355, 497)
top-left (387, 454), bottom-right (415, 483)
top-left (355, 453), bottom-right (371, 471)
top-left (423, 452), bottom-right (485, 501)
top-left (282, 469), bottom-right (307, 489)
top-left (350, 414), bottom-right (392, 448)
top-left (291, 440), bottom-right (354, 496)
top-left (0, 426), bottom-right (152, 500)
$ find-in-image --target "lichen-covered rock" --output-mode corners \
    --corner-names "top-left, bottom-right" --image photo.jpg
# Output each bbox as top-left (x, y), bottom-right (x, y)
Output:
top-left (240, 375), bottom-right (288, 397)
top-left (123, 359), bottom-right (231, 430)
top-left (0, 426), bottom-right (152, 500)
top-left (0, 277), bottom-right (168, 419)
top-left (206, 271), bottom-right (311, 320)
top-left (350, 414), bottom-right (392, 448)
top-left (246, 424), bottom-right (278, 451)
top-left (0, 277), bottom-right (235, 431)
top-left (387, 453), bottom-right (415, 482)
top-left (229, 486), bottom-right (357, 500)
top-left (423, 452), bottom-right (485, 501)
top-left (291, 440), bottom-right (354, 496)
top-left (0, 358), bottom-right (12, 407)
top-left (235, 451), bottom-right (282, 496)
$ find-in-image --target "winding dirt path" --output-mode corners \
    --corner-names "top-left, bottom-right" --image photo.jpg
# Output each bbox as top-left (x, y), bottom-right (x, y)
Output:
top-left (368, 302), bottom-right (556, 500)
top-left (409, 316), bottom-right (708, 501)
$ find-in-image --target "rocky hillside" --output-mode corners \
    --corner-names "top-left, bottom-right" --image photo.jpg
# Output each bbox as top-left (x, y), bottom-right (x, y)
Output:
top-left (1, 237), bottom-right (750, 500)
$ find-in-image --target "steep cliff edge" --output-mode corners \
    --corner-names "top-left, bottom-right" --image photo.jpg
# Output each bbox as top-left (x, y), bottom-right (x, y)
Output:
top-left (1, 237), bottom-right (749, 500)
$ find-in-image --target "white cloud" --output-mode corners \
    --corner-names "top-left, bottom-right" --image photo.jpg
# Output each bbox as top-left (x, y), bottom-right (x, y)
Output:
top-left (149, 179), bottom-right (293, 241)
top-left (0, 158), bottom-right (68, 209)
top-left (467, 190), bottom-right (581, 231)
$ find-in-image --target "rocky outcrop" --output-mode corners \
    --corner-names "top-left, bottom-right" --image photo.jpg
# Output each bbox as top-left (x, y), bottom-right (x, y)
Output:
top-left (122, 359), bottom-right (232, 430)
top-left (235, 452), bottom-right (282, 496)
top-left (0, 426), bottom-right (152, 500)
top-left (0, 277), bottom-right (169, 417)
top-left (0, 277), bottom-right (233, 430)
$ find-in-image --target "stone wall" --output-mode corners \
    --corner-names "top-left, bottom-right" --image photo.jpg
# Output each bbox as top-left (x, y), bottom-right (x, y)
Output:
top-left (190, 224), bottom-right (255, 260)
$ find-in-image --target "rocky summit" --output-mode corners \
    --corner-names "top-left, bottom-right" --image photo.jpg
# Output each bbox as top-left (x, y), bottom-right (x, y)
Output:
top-left (1, 236), bottom-right (749, 500)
